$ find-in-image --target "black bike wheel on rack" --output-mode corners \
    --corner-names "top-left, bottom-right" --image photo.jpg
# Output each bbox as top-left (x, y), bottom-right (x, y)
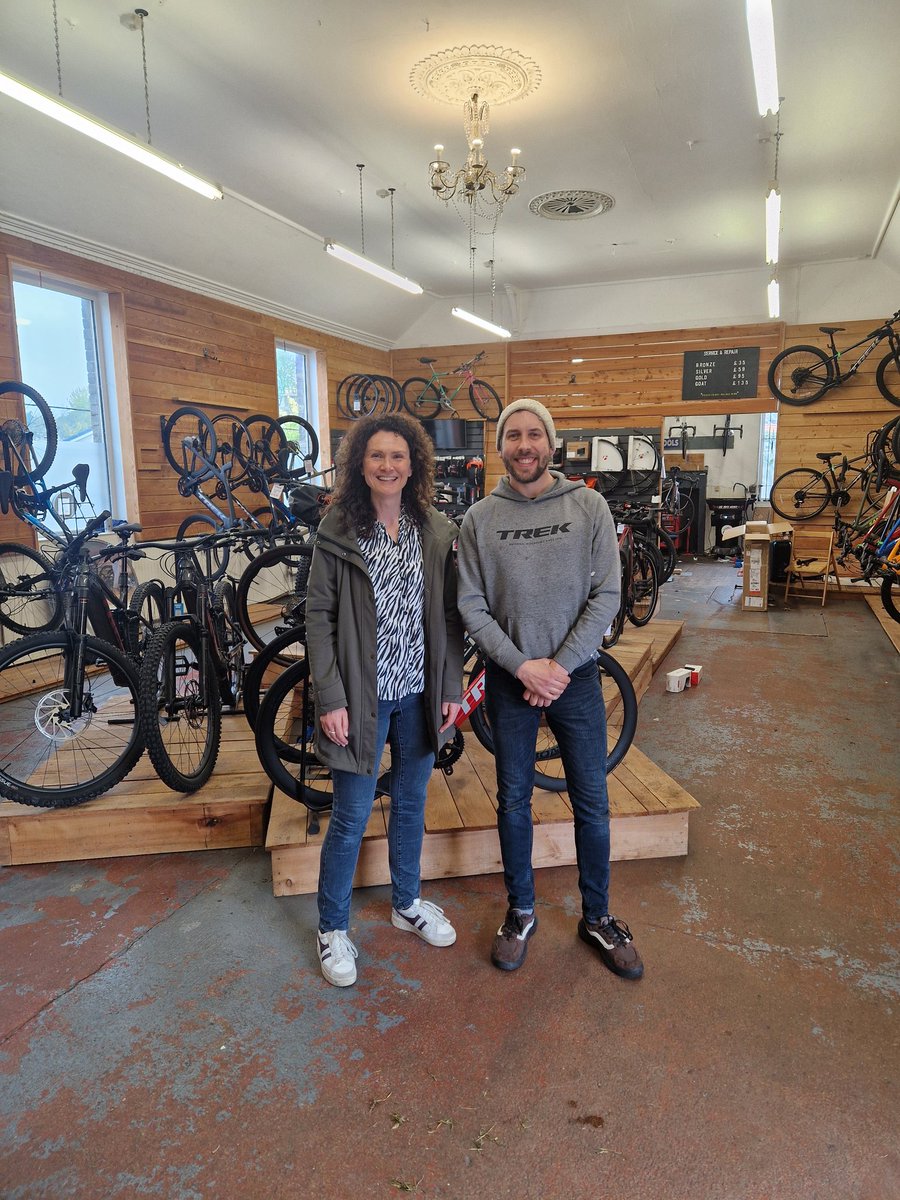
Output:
top-left (254, 658), bottom-right (334, 811)
top-left (401, 378), bottom-right (443, 420)
top-left (0, 631), bottom-right (145, 807)
top-left (139, 620), bottom-right (222, 792)
top-left (466, 647), bottom-right (638, 790)
top-left (270, 414), bottom-right (319, 474)
top-left (335, 374), bottom-right (362, 419)
top-left (626, 545), bottom-right (659, 627)
top-left (881, 575), bottom-right (900, 624)
top-left (0, 542), bottom-right (62, 634)
top-left (875, 350), bottom-right (900, 408)
top-left (469, 379), bottom-right (502, 421)
top-left (770, 468), bottom-right (831, 520)
top-left (768, 346), bottom-right (834, 406)
top-left (0, 381), bottom-right (59, 481)
top-left (162, 406), bottom-right (217, 479)
top-left (235, 542), bottom-right (314, 655)
top-left (243, 626), bottom-right (307, 733)
top-left (174, 514), bottom-right (230, 581)
top-left (126, 580), bottom-right (167, 659)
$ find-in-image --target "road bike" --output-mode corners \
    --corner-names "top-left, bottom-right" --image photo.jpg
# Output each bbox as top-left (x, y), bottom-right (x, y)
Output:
top-left (602, 510), bottom-right (660, 648)
top-left (402, 351), bottom-right (502, 421)
top-left (767, 311), bottom-right (900, 407)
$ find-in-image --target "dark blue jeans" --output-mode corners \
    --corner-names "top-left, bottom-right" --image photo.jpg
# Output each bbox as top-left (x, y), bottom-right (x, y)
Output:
top-left (484, 658), bottom-right (610, 922)
top-left (318, 692), bottom-right (434, 932)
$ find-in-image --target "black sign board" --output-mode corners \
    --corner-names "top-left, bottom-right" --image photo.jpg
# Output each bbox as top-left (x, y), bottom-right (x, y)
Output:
top-left (681, 347), bottom-right (760, 401)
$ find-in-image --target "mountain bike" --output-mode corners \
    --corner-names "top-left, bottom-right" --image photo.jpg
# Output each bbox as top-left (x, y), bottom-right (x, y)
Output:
top-left (769, 449), bottom-right (886, 523)
top-left (767, 311), bottom-right (900, 407)
top-left (402, 351), bottom-right (502, 421)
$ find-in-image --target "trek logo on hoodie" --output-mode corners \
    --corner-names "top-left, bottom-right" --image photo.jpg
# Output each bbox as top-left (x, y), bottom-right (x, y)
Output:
top-left (496, 521), bottom-right (572, 541)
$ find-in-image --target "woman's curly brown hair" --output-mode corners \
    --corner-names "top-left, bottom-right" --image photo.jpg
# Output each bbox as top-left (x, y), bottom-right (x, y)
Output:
top-left (331, 413), bottom-right (435, 538)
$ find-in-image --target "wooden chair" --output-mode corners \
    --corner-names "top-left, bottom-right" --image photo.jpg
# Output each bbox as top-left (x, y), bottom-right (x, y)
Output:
top-left (783, 528), bottom-right (842, 607)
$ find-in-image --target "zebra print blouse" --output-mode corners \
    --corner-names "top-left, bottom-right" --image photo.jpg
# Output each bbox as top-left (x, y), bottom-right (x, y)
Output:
top-left (357, 509), bottom-right (425, 701)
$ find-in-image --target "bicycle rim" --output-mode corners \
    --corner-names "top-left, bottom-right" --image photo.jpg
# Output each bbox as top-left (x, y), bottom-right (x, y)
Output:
top-left (770, 469), bottom-right (830, 520)
top-left (255, 658), bottom-right (333, 810)
top-left (0, 543), bottom-right (62, 634)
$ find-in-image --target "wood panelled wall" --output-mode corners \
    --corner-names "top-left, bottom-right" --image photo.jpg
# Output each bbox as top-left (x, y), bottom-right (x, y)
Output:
top-left (0, 232), bottom-right (388, 541)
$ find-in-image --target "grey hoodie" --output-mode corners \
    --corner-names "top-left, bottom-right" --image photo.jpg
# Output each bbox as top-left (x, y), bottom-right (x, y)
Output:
top-left (456, 472), bottom-right (621, 677)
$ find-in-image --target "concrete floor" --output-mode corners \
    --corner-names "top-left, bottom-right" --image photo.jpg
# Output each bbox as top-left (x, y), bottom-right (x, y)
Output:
top-left (1, 560), bottom-right (898, 1200)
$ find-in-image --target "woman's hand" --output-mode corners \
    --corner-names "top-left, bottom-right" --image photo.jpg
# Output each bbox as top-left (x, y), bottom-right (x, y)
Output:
top-left (439, 701), bottom-right (461, 733)
top-left (320, 707), bottom-right (349, 747)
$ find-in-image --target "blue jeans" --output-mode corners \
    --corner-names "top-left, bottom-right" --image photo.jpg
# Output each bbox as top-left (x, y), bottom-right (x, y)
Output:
top-left (484, 658), bottom-right (610, 922)
top-left (318, 692), bottom-right (434, 932)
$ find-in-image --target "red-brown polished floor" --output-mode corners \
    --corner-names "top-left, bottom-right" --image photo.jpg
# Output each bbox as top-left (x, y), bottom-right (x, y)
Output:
top-left (1, 561), bottom-right (897, 1199)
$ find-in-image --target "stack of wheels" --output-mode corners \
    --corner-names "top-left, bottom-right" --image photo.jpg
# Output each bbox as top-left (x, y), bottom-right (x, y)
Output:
top-left (336, 374), bottom-right (402, 419)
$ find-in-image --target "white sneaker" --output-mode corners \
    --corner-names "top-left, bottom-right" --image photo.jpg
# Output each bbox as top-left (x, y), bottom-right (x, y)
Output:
top-left (317, 929), bottom-right (358, 987)
top-left (391, 899), bottom-right (457, 947)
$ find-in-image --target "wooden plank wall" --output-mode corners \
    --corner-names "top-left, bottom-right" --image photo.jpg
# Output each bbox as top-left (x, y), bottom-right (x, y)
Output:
top-left (0, 232), bottom-right (389, 541)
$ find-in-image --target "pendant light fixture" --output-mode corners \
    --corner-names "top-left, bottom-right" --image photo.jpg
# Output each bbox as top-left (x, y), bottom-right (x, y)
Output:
top-left (745, 0), bottom-right (780, 117)
top-left (324, 165), bottom-right (423, 295)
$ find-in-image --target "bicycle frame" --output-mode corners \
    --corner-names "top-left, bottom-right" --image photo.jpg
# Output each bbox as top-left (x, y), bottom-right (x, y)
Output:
top-left (824, 323), bottom-right (900, 385)
top-left (424, 352), bottom-right (486, 408)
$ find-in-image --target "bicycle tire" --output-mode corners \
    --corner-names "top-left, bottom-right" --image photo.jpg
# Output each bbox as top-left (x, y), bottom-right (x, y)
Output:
top-left (875, 349), bottom-right (900, 408)
top-left (0, 631), bottom-right (145, 807)
top-left (127, 580), bottom-right (167, 659)
top-left (654, 525), bottom-right (678, 584)
top-left (627, 545), bottom-right (659, 627)
top-left (139, 620), bottom-right (222, 791)
top-left (0, 542), bottom-right (62, 634)
top-left (768, 346), bottom-right (834, 406)
top-left (162, 406), bottom-right (218, 480)
top-left (243, 626), bottom-right (307, 732)
top-left (466, 648), bottom-right (638, 790)
top-left (271, 414), bottom-right (319, 474)
top-left (881, 575), bottom-right (900, 624)
top-left (335, 374), bottom-right (364, 419)
top-left (0, 381), bottom-right (59, 481)
top-left (770, 468), bottom-right (831, 520)
top-left (254, 657), bottom-right (334, 810)
top-left (235, 542), bottom-right (314, 655)
top-left (174, 515), bottom-right (231, 581)
top-left (469, 379), bottom-right (502, 421)
top-left (402, 378), bottom-right (443, 420)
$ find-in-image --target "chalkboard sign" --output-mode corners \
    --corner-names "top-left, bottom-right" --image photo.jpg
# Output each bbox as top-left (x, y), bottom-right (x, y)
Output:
top-left (682, 347), bottom-right (760, 401)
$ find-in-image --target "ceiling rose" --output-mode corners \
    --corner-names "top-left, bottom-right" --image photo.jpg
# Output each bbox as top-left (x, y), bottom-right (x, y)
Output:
top-left (410, 45), bottom-right (541, 106)
top-left (529, 190), bottom-right (616, 220)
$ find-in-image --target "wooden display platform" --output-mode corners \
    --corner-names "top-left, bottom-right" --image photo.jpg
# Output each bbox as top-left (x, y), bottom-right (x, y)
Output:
top-left (0, 713), bottom-right (270, 867)
top-left (865, 594), bottom-right (900, 653)
top-left (267, 619), bottom-right (700, 897)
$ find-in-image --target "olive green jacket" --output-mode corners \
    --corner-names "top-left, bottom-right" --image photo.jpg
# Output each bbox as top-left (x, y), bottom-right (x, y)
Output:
top-left (305, 506), bottom-right (465, 776)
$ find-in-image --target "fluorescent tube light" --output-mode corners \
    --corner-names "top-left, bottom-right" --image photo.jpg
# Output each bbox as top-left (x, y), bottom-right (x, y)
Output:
top-left (324, 240), bottom-right (423, 294)
top-left (0, 69), bottom-right (223, 200)
top-left (451, 307), bottom-right (511, 339)
top-left (745, 0), bottom-right (780, 116)
top-left (765, 182), bottom-right (781, 264)
top-left (767, 276), bottom-right (780, 319)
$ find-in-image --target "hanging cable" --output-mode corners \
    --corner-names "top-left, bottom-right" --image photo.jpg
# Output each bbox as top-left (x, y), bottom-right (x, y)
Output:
top-left (388, 187), bottom-right (396, 270)
top-left (357, 164), bottom-right (365, 256)
top-left (134, 8), bottom-right (152, 144)
top-left (51, 0), bottom-right (62, 97)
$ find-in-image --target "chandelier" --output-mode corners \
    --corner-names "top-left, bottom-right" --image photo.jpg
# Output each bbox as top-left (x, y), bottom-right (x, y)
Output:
top-left (428, 93), bottom-right (525, 210)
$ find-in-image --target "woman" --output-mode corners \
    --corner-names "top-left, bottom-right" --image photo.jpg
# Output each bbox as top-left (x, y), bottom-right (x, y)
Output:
top-left (305, 412), bottom-right (464, 987)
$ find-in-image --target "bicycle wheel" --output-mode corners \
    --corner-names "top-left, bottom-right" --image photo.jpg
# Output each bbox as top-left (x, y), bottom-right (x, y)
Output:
top-left (162, 406), bottom-right (217, 479)
top-left (402, 378), bottom-right (443, 420)
top-left (175, 515), bottom-right (230, 580)
top-left (768, 346), bottom-right (834, 405)
top-left (0, 543), bottom-right (62, 634)
top-left (594, 439), bottom-right (626, 492)
top-left (271, 414), bottom-right (319, 474)
top-left (243, 626), bottom-right (307, 732)
top-left (875, 350), bottom-right (900, 408)
top-left (126, 580), bottom-right (167, 659)
top-left (626, 545), bottom-right (659, 626)
top-left (469, 379), bottom-right (502, 421)
top-left (654, 525), bottom-right (678, 584)
top-left (0, 381), bottom-right (59, 481)
top-left (235, 542), bottom-right (314, 655)
top-left (881, 575), bottom-right (900, 624)
top-left (0, 631), bottom-right (144, 806)
top-left (769, 468), bottom-right (831, 520)
top-left (601, 595), bottom-right (626, 649)
top-left (139, 620), bottom-right (221, 791)
top-left (466, 648), bottom-right (638, 791)
top-left (254, 658), bottom-right (333, 810)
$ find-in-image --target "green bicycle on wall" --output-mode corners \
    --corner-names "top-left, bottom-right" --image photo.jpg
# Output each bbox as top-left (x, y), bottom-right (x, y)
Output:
top-left (401, 350), bottom-right (503, 421)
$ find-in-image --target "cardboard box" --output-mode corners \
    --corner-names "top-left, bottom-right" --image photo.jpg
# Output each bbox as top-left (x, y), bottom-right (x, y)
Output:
top-left (721, 520), bottom-right (792, 611)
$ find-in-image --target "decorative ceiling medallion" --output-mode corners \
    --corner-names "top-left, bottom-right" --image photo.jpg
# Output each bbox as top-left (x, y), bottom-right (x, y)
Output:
top-left (529, 190), bottom-right (616, 220)
top-left (410, 46), bottom-right (541, 106)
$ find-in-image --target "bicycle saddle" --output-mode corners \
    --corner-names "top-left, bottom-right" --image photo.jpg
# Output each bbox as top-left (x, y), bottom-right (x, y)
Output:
top-left (818, 326), bottom-right (844, 335)
top-left (111, 521), bottom-right (143, 538)
top-left (815, 452), bottom-right (839, 461)
top-left (418, 356), bottom-right (437, 364)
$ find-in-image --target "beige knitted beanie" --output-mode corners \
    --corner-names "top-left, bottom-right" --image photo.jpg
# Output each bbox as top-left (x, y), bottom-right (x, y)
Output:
top-left (495, 398), bottom-right (557, 452)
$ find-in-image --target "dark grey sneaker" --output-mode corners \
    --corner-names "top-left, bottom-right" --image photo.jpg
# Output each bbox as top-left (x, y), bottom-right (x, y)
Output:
top-left (491, 908), bottom-right (537, 972)
top-left (578, 916), bottom-right (644, 980)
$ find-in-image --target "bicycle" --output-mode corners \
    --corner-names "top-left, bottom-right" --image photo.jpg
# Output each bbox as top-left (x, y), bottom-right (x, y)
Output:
top-left (602, 510), bottom-right (660, 648)
top-left (251, 632), bottom-right (638, 820)
top-left (402, 351), bottom-right (502, 421)
top-left (0, 380), bottom-right (58, 482)
top-left (769, 447), bottom-right (887, 523)
top-left (767, 311), bottom-right (900, 407)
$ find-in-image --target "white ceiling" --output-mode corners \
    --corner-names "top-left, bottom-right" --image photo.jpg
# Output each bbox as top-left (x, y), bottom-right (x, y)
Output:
top-left (2, 0), bottom-right (899, 346)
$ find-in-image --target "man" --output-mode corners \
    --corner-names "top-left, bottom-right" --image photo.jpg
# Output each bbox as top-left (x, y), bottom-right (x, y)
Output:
top-left (456, 398), bottom-right (643, 980)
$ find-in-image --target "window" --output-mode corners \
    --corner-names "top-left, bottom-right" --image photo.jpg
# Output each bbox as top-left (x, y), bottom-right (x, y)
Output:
top-left (12, 270), bottom-right (126, 528)
top-left (757, 410), bottom-right (778, 504)
top-left (276, 341), bottom-right (316, 433)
